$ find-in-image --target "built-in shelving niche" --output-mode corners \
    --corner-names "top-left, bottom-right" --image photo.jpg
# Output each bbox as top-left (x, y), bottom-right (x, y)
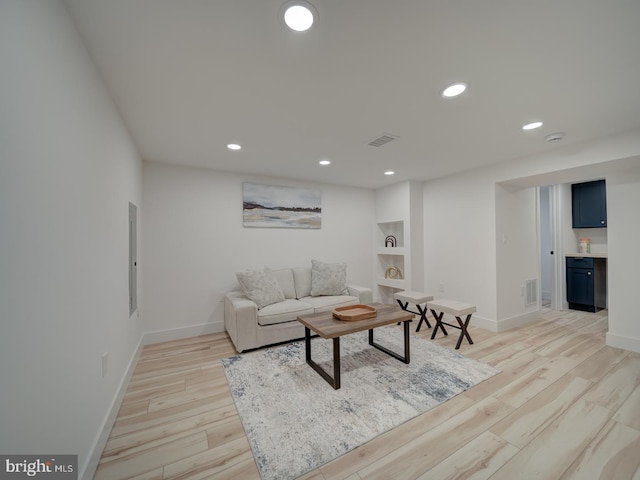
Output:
top-left (376, 221), bottom-right (406, 302)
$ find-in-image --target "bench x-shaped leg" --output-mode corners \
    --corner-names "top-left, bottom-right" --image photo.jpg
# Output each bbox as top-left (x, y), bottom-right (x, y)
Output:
top-left (430, 309), bottom-right (448, 339)
top-left (453, 314), bottom-right (474, 349)
top-left (396, 300), bottom-right (431, 331)
top-left (430, 310), bottom-right (474, 350)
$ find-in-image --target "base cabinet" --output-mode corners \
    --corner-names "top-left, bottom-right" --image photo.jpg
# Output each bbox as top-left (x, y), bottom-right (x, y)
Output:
top-left (566, 257), bottom-right (607, 312)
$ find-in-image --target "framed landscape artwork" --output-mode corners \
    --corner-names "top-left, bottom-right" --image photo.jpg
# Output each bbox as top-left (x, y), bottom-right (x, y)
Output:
top-left (242, 183), bottom-right (321, 229)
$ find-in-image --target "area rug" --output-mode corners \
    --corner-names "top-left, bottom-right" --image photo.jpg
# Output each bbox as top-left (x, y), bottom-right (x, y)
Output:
top-left (221, 326), bottom-right (501, 480)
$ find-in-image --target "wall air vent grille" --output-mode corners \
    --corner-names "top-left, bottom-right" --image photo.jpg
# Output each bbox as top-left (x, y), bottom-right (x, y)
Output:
top-left (367, 134), bottom-right (398, 147)
top-left (525, 279), bottom-right (537, 306)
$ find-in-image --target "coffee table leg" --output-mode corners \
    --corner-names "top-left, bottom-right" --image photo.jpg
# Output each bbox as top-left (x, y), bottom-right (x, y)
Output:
top-left (304, 327), bottom-right (341, 390)
top-left (304, 327), bottom-right (311, 362)
top-left (404, 319), bottom-right (411, 363)
top-left (368, 322), bottom-right (411, 364)
top-left (333, 338), bottom-right (341, 390)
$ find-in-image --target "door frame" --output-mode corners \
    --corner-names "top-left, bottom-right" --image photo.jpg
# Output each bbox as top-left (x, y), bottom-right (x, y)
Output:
top-left (538, 185), bottom-right (564, 311)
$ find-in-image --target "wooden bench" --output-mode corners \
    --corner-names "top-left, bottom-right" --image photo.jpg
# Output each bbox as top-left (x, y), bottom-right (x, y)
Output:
top-left (427, 299), bottom-right (476, 349)
top-left (393, 291), bottom-right (434, 332)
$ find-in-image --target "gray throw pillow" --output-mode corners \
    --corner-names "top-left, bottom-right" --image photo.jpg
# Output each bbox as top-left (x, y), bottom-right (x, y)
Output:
top-left (310, 259), bottom-right (347, 296)
top-left (236, 267), bottom-right (285, 309)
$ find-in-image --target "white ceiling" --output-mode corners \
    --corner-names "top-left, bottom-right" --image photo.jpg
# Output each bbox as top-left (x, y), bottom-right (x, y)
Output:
top-left (64, 0), bottom-right (640, 189)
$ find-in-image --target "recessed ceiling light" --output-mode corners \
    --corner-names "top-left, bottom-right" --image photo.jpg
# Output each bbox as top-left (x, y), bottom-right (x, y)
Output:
top-left (283, 2), bottom-right (317, 32)
top-left (319, 160), bottom-right (331, 166)
top-left (441, 83), bottom-right (467, 98)
top-left (384, 170), bottom-right (395, 176)
top-left (522, 121), bottom-right (543, 130)
top-left (227, 143), bottom-right (242, 150)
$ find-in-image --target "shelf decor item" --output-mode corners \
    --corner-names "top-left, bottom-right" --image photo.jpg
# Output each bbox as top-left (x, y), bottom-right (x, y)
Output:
top-left (385, 235), bottom-right (397, 247)
top-left (578, 237), bottom-right (591, 254)
top-left (384, 266), bottom-right (403, 279)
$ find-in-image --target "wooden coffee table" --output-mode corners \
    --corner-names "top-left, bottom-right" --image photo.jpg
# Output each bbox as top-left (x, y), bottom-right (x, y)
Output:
top-left (297, 303), bottom-right (414, 389)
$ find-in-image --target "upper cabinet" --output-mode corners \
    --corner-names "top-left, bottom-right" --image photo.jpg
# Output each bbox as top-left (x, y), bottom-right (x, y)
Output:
top-left (572, 179), bottom-right (607, 228)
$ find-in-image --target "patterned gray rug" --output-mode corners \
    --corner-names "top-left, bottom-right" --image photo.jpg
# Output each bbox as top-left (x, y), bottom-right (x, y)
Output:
top-left (221, 326), bottom-right (500, 480)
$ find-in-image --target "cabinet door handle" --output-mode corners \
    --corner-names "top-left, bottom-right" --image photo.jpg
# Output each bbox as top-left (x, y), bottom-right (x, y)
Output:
top-left (587, 272), bottom-right (592, 275)
top-left (601, 220), bottom-right (605, 224)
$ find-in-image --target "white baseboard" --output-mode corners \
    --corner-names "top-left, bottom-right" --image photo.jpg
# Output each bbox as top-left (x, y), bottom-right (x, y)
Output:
top-left (81, 321), bottom-right (226, 478)
top-left (81, 335), bottom-right (144, 480)
top-left (469, 315), bottom-right (498, 333)
top-left (143, 320), bottom-right (225, 345)
top-left (606, 332), bottom-right (640, 354)
top-left (443, 310), bottom-right (541, 334)
top-left (494, 310), bottom-right (542, 332)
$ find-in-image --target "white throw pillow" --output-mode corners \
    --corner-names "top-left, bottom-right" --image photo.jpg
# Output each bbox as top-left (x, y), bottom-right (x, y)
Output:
top-left (272, 268), bottom-right (296, 299)
top-left (292, 267), bottom-right (312, 299)
top-left (310, 259), bottom-right (347, 296)
top-left (236, 267), bottom-right (285, 309)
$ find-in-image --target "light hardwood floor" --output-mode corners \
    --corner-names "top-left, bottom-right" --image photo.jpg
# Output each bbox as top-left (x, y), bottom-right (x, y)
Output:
top-left (95, 309), bottom-right (640, 479)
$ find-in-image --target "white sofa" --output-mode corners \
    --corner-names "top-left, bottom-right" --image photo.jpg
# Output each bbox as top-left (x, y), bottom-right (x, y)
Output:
top-left (224, 265), bottom-right (372, 352)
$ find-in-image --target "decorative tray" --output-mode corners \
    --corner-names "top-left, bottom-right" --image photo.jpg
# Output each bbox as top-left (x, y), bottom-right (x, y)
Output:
top-left (332, 305), bottom-right (377, 321)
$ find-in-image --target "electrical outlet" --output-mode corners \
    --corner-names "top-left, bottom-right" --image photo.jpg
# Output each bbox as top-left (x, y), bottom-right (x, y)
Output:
top-left (439, 282), bottom-right (445, 293)
top-left (102, 352), bottom-right (108, 378)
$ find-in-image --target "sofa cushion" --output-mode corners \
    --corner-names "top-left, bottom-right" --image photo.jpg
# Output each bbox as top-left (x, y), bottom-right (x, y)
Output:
top-left (310, 259), bottom-right (347, 296)
top-left (273, 268), bottom-right (296, 299)
top-left (292, 267), bottom-right (312, 299)
top-left (235, 267), bottom-right (285, 309)
top-left (257, 299), bottom-right (315, 326)
top-left (301, 295), bottom-right (358, 313)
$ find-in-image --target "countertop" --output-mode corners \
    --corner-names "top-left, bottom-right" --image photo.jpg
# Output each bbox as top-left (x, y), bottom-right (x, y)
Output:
top-left (565, 253), bottom-right (608, 258)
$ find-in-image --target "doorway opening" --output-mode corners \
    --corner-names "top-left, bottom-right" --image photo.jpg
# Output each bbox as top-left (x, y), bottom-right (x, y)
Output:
top-left (539, 186), bottom-right (553, 309)
top-left (538, 185), bottom-right (564, 310)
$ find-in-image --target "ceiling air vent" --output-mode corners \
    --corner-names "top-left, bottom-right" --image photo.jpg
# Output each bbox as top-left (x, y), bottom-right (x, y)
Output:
top-left (545, 132), bottom-right (565, 143)
top-left (367, 134), bottom-right (398, 147)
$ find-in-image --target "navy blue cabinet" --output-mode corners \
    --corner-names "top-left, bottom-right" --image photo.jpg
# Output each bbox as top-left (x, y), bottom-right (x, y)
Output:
top-left (566, 256), bottom-right (607, 312)
top-left (572, 180), bottom-right (607, 228)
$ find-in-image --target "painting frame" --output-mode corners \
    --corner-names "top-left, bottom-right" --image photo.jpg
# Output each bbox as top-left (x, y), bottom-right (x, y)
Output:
top-left (242, 182), bottom-right (322, 229)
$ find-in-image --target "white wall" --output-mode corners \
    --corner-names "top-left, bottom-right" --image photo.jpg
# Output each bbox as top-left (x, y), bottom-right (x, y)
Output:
top-left (0, 1), bottom-right (143, 478)
top-left (409, 181), bottom-right (425, 292)
top-left (142, 162), bottom-right (374, 339)
top-left (375, 181), bottom-right (411, 224)
top-left (421, 130), bottom-right (640, 348)
top-left (495, 185), bottom-right (539, 324)
top-left (423, 167), bottom-right (499, 325)
top-left (606, 167), bottom-right (640, 351)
